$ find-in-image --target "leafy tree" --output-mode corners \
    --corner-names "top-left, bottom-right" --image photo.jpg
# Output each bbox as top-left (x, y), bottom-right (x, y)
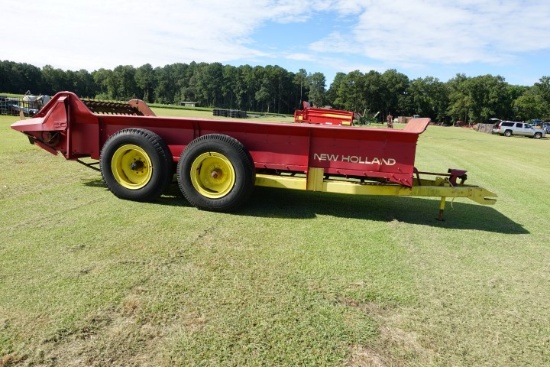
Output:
top-left (0, 61), bottom-right (44, 93)
top-left (92, 68), bottom-right (113, 99)
top-left (514, 88), bottom-right (545, 120)
top-left (363, 70), bottom-right (383, 120)
top-left (535, 76), bottom-right (550, 103)
top-left (205, 62), bottom-right (224, 107)
top-left (447, 74), bottom-right (513, 124)
top-left (514, 77), bottom-right (550, 120)
top-left (408, 77), bottom-right (449, 123)
top-left (307, 72), bottom-right (326, 107)
top-left (468, 75), bottom-right (509, 123)
top-left (381, 69), bottom-right (409, 118)
top-left (168, 63), bottom-right (192, 105)
top-left (254, 66), bottom-right (270, 112)
top-left (135, 64), bottom-right (155, 102)
top-left (532, 76), bottom-right (550, 119)
top-left (191, 62), bottom-right (223, 107)
top-left (72, 69), bottom-right (97, 97)
top-left (447, 74), bottom-right (472, 123)
top-left (222, 64), bottom-right (238, 108)
top-left (112, 65), bottom-right (138, 100)
top-left (232, 65), bottom-right (251, 111)
top-left (153, 65), bottom-right (173, 104)
top-left (42, 65), bottom-right (68, 94)
top-left (253, 65), bottom-right (288, 113)
top-left (334, 70), bottom-right (367, 112)
top-left (264, 65), bottom-right (287, 113)
top-left (237, 65), bottom-right (258, 111)
top-left (294, 68), bottom-right (308, 108)
top-left (326, 72), bottom-right (346, 108)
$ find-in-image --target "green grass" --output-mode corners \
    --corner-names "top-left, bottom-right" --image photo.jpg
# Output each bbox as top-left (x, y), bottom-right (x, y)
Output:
top-left (1, 112), bottom-right (550, 366)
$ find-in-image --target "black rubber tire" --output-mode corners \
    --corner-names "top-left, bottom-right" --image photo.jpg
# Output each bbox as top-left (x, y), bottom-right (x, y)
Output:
top-left (534, 132), bottom-right (542, 139)
top-left (100, 128), bottom-right (173, 202)
top-left (504, 130), bottom-right (512, 137)
top-left (177, 134), bottom-right (255, 212)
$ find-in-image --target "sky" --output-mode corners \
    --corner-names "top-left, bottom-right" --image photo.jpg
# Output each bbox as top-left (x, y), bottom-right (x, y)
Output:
top-left (3, 0), bottom-right (550, 87)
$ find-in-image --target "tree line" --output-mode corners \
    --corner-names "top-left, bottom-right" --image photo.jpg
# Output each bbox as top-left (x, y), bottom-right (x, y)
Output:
top-left (1, 59), bottom-right (549, 123)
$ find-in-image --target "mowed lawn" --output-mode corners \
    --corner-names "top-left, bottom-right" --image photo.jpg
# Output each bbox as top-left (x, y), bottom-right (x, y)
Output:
top-left (1, 111), bottom-right (549, 367)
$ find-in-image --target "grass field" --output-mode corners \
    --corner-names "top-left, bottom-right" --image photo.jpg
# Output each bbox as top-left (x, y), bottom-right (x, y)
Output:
top-left (1, 110), bottom-right (549, 367)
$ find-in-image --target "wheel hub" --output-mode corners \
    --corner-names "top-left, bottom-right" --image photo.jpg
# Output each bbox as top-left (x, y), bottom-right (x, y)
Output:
top-left (131, 160), bottom-right (145, 171)
top-left (211, 169), bottom-right (222, 179)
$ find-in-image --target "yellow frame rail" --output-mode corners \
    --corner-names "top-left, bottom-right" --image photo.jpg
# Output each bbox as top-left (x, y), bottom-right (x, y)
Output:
top-left (255, 168), bottom-right (497, 220)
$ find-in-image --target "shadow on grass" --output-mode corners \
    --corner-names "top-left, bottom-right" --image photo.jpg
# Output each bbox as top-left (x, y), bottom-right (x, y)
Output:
top-left (82, 179), bottom-right (526, 234)
top-left (82, 178), bottom-right (193, 208)
top-left (242, 187), bottom-right (526, 234)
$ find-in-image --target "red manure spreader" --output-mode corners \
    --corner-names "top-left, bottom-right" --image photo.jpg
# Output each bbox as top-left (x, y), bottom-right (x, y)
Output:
top-left (11, 92), bottom-right (496, 219)
top-left (293, 101), bottom-right (354, 126)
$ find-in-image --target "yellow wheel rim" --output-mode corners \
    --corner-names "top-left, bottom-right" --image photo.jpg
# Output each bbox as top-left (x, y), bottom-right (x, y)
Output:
top-left (190, 152), bottom-right (235, 198)
top-left (111, 144), bottom-right (153, 189)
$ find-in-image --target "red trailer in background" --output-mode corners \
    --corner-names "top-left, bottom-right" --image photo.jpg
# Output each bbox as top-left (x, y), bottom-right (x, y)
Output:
top-left (11, 92), bottom-right (496, 219)
top-left (294, 101), bottom-right (355, 126)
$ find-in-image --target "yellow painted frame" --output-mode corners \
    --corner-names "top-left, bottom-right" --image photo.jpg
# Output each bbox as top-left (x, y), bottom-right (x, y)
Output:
top-left (255, 168), bottom-right (497, 218)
